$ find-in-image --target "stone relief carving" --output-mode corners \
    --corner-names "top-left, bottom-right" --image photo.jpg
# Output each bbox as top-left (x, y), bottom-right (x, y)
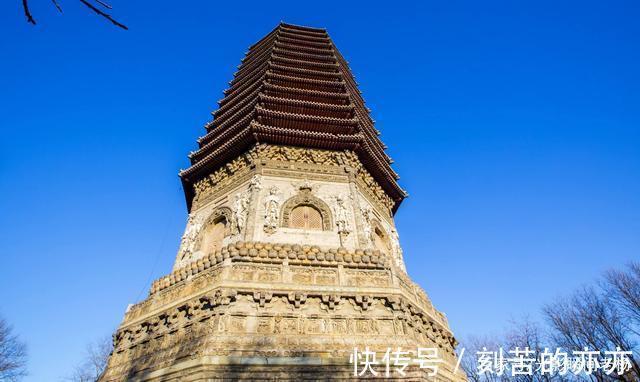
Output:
top-left (360, 205), bottom-right (373, 247)
top-left (263, 186), bottom-right (280, 234)
top-left (192, 144), bottom-right (396, 217)
top-left (232, 191), bottom-right (250, 235)
top-left (203, 207), bottom-right (234, 235)
top-left (111, 290), bottom-right (457, 367)
top-left (258, 144), bottom-right (396, 213)
top-left (104, 143), bottom-right (463, 381)
top-left (232, 176), bottom-right (260, 236)
top-left (192, 148), bottom-right (257, 208)
top-left (249, 174), bottom-right (262, 191)
top-left (258, 144), bottom-right (343, 166)
top-left (176, 207), bottom-right (235, 268)
top-left (390, 228), bottom-right (405, 271)
top-left (334, 195), bottom-right (352, 234)
top-left (178, 214), bottom-right (205, 261)
top-left (280, 182), bottom-right (333, 230)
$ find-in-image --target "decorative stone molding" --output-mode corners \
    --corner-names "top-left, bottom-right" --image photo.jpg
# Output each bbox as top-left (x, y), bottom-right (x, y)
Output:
top-left (150, 241), bottom-right (390, 295)
top-left (201, 288), bottom-right (237, 308)
top-left (258, 144), bottom-right (346, 167)
top-left (192, 148), bottom-right (257, 210)
top-left (253, 291), bottom-right (273, 307)
top-left (280, 183), bottom-right (333, 230)
top-left (112, 290), bottom-right (458, 359)
top-left (287, 292), bottom-right (307, 308)
top-left (191, 144), bottom-right (395, 219)
top-left (200, 207), bottom-right (234, 240)
top-left (355, 295), bottom-right (374, 311)
top-left (258, 144), bottom-right (395, 213)
top-left (320, 294), bottom-right (341, 310)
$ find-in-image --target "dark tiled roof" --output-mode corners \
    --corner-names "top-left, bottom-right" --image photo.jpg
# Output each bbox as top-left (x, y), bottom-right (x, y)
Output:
top-left (181, 23), bottom-right (406, 211)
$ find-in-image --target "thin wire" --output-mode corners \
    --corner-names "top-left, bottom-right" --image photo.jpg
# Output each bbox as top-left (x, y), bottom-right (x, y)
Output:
top-left (133, 189), bottom-right (182, 303)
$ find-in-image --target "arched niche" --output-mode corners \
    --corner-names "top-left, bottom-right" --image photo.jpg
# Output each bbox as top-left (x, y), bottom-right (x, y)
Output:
top-left (196, 207), bottom-right (233, 255)
top-left (371, 219), bottom-right (391, 256)
top-left (281, 189), bottom-right (332, 231)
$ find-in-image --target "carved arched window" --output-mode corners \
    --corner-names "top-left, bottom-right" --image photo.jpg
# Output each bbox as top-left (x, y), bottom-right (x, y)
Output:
top-left (373, 226), bottom-right (390, 255)
top-left (289, 205), bottom-right (323, 230)
top-left (197, 207), bottom-right (232, 255)
top-left (201, 217), bottom-right (227, 255)
top-left (281, 189), bottom-right (332, 231)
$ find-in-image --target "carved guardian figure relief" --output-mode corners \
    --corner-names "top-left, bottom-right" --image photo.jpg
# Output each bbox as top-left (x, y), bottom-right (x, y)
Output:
top-left (360, 205), bottom-right (373, 247)
top-left (390, 228), bottom-right (406, 271)
top-left (249, 174), bottom-right (262, 191)
top-left (263, 186), bottom-right (280, 234)
top-left (175, 207), bottom-right (234, 269)
top-left (232, 176), bottom-right (260, 236)
top-left (178, 214), bottom-right (205, 261)
top-left (334, 195), bottom-right (352, 235)
top-left (232, 190), bottom-right (250, 235)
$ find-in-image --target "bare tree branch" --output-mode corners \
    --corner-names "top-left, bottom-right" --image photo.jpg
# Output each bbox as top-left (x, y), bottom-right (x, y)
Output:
top-left (605, 262), bottom-right (640, 333)
top-left (504, 317), bottom-right (569, 382)
top-left (51, 0), bottom-right (63, 13)
top-left (0, 317), bottom-right (27, 381)
top-left (544, 276), bottom-right (640, 381)
top-left (65, 336), bottom-right (112, 382)
top-left (22, 0), bottom-right (36, 24)
top-left (78, 0), bottom-right (127, 29)
top-left (459, 335), bottom-right (505, 382)
top-left (21, 0), bottom-right (128, 29)
top-left (94, 0), bottom-right (112, 10)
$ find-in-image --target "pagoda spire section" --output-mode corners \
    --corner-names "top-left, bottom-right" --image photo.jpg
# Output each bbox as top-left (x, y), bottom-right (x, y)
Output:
top-left (180, 22), bottom-right (406, 212)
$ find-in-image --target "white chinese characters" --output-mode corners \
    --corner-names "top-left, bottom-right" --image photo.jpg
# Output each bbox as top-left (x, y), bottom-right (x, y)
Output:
top-left (349, 347), bottom-right (445, 377)
top-left (475, 346), bottom-right (633, 377)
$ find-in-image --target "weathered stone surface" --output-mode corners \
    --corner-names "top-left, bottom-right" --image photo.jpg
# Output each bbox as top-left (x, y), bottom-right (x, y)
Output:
top-left (99, 22), bottom-right (465, 381)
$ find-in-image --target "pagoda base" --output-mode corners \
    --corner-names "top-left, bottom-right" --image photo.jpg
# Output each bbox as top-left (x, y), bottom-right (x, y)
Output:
top-left (119, 356), bottom-right (451, 381)
top-left (99, 242), bottom-right (466, 382)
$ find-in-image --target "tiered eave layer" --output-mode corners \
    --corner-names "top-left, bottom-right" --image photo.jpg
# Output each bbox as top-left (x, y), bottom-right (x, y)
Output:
top-left (181, 23), bottom-right (406, 212)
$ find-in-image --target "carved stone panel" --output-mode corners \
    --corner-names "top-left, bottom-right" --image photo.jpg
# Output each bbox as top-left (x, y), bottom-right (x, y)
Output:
top-left (344, 270), bottom-right (390, 287)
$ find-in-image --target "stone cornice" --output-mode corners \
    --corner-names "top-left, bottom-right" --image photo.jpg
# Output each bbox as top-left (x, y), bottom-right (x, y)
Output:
top-left (149, 241), bottom-right (390, 296)
top-left (126, 242), bottom-right (450, 340)
top-left (117, 287), bottom-right (457, 355)
top-left (190, 144), bottom-right (395, 219)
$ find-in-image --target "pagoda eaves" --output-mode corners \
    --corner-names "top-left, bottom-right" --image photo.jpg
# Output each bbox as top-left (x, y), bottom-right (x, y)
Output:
top-left (180, 22), bottom-right (406, 213)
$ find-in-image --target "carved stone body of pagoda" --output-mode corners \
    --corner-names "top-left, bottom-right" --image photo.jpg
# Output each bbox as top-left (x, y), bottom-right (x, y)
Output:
top-left (99, 23), bottom-right (466, 381)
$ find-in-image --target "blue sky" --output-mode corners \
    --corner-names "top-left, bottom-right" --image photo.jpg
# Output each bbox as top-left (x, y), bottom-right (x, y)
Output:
top-left (1, 0), bottom-right (639, 380)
